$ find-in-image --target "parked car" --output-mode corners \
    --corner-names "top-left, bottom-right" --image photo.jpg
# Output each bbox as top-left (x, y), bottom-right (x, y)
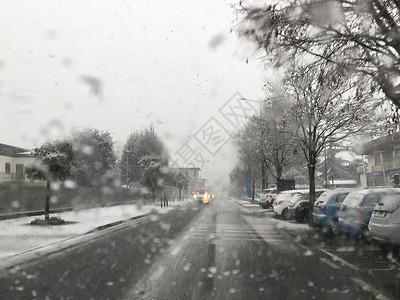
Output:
top-left (369, 193), bottom-right (400, 253)
top-left (338, 188), bottom-right (400, 238)
top-left (259, 188), bottom-right (277, 209)
top-left (287, 189), bottom-right (326, 222)
top-left (312, 189), bottom-right (355, 234)
top-left (273, 190), bottom-right (306, 219)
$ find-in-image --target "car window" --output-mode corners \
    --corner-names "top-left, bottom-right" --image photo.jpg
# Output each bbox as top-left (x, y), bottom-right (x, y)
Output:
top-left (336, 193), bottom-right (349, 203)
top-left (342, 192), bottom-right (364, 207)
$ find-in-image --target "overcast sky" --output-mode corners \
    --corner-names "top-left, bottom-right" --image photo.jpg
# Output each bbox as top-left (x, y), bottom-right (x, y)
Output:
top-left (0, 0), bottom-right (269, 187)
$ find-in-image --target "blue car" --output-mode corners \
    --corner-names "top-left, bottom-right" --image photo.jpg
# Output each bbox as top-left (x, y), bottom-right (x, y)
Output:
top-left (338, 188), bottom-right (400, 238)
top-left (313, 189), bottom-right (353, 235)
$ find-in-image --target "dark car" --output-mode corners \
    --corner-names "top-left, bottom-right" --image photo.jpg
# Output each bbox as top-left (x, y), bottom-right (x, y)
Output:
top-left (338, 188), bottom-right (400, 238)
top-left (287, 189), bottom-right (326, 222)
top-left (312, 189), bottom-right (354, 234)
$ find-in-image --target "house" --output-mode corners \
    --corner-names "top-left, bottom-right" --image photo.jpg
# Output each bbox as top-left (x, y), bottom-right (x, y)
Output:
top-left (0, 143), bottom-right (34, 182)
top-left (354, 135), bottom-right (400, 187)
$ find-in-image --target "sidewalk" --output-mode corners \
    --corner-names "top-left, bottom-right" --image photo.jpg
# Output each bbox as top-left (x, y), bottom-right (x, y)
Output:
top-left (0, 199), bottom-right (193, 260)
top-left (233, 197), bottom-right (262, 208)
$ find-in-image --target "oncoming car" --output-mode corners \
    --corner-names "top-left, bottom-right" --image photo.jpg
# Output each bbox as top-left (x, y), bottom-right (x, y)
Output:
top-left (193, 189), bottom-right (211, 204)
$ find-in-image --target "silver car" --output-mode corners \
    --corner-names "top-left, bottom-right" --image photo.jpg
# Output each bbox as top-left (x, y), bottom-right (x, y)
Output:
top-left (369, 193), bottom-right (400, 252)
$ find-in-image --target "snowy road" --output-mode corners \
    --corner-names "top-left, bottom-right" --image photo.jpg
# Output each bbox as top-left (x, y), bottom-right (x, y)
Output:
top-left (0, 196), bottom-right (398, 299)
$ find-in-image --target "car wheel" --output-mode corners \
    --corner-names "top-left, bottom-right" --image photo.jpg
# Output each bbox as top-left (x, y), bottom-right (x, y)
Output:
top-left (295, 214), bottom-right (302, 223)
top-left (302, 213), bottom-right (309, 223)
top-left (282, 208), bottom-right (288, 220)
top-left (330, 219), bottom-right (340, 236)
top-left (378, 243), bottom-right (392, 254)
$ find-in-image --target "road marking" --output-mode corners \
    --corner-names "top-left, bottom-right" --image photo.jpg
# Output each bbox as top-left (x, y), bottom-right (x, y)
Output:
top-left (170, 247), bottom-right (181, 256)
top-left (351, 277), bottom-right (389, 300)
top-left (189, 237), bottom-right (274, 241)
top-left (298, 244), bottom-right (310, 251)
top-left (150, 266), bottom-right (165, 281)
top-left (319, 248), bottom-right (359, 271)
top-left (320, 258), bottom-right (341, 270)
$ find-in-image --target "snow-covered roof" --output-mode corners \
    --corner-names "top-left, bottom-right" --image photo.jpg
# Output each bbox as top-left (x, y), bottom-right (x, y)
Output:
top-left (0, 143), bottom-right (33, 157)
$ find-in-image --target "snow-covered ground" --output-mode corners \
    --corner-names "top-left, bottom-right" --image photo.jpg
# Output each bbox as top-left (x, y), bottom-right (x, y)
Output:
top-left (233, 198), bottom-right (261, 208)
top-left (0, 199), bottom-right (193, 259)
top-left (268, 215), bottom-right (312, 234)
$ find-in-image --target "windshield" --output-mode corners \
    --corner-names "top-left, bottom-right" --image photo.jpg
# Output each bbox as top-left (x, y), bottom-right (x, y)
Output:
top-left (1, 1), bottom-right (400, 299)
top-left (194, 190), bottom-right (207, 194)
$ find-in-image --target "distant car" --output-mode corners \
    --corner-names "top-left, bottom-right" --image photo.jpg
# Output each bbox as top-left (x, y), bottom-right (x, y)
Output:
top-left (312, 189), bottom-right (354, 234)
top-left (259, 188), bottom-right (277, 209)
top-left (287, 189), bottom-right (326, 222)
top-left (193, 189), bottom-right (211, 204)
top-left (369, 193), bottom-right (400, 253)
top-left (273, 190), bottom-right (306, 219)
top-left (338, 188), bottom-right (400, 238)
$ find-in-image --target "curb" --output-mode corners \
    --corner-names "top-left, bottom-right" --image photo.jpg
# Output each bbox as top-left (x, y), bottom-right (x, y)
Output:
top-left (0, 207), bottom-right (74, 220)
top-left (0, 212), bottom-right (153, 270)
top-left (234, 199), bottom-right (261, 207)
top-left (86, 213), bottom-right (151, 233)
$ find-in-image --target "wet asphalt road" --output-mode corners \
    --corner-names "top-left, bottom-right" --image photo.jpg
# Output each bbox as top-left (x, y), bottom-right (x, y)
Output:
top-left (0, 196), bottom-right (399, 299)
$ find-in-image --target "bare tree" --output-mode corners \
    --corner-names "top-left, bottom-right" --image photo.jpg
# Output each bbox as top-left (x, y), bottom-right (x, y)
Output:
top-left (260, 99), bottom-right (298, 193)
top-left (281, 62), bottom-right (380, 221)
top-left (237, 0), bottom-right (400, 108)
top-left (236, 100), bottom-right (298, 195)
top-left (236, 115), bottom-right (268, 201)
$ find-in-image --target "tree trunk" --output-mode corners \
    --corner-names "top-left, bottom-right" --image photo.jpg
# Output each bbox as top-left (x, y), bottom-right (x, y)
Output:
top-left (251, 178), bottom-right (255, 203)
top-left (45, 180), bottom-right (50, 220)
top-left (179, 188), bottom-right (182, 201)
top-left (308, 163), bottom-right (316, 224)
top-left (261, 161), bottom-right (266, 190)
top-left (276, 165), bottom-right (282, 193)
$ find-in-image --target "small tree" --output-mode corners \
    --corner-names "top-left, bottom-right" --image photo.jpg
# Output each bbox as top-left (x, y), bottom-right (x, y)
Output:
top-left (72, 128), bottom-right (116, 189)
top-left (175, 172), bottom-right (189, 200)
top-left (139, 155), bottom-right (168, 201)
top-left (26, 140), bottom-right (74, 220)
top-left (121, 126), bottom-right (166, 185)
top-left (236, 115), bottom-right (269, 201)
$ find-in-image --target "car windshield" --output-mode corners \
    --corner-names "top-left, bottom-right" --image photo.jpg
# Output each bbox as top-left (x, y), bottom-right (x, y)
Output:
top-left (195, 190), bottom-right (207, 194)
top-left (2, 1), bottom-right (400, 299)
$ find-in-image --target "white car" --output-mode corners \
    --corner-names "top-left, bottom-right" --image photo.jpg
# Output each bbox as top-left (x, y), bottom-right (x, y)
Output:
top-left (273, 190), bottom-right (307, 219)
top-left (368, 192), bottom-right (400, 253)
top-left (259, 188), bottom-right (277, 209)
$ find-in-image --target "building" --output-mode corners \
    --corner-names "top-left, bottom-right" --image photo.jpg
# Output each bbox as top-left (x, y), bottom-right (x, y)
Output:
top-left (354, 135), bottom-right (400, 187)
top-left (167, 167), bottom-right (201, 193)
top-left (0, 143), bottom-right (34, 182)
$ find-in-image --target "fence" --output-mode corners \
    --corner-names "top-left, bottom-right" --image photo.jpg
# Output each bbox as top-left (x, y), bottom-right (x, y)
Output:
top-left (0, 182), bottom-right (143, 215)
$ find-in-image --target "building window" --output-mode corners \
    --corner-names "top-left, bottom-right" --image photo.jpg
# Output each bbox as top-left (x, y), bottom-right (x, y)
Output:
top-left (382, 151), bottom-right (393, 162)
top-left (5, 163), bottom-right (10, 174)
top-left (395, 149), bottom-right (400, 159)
top-left (374, 153), bottom-right (381, 165)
